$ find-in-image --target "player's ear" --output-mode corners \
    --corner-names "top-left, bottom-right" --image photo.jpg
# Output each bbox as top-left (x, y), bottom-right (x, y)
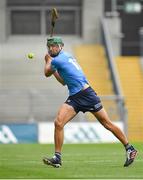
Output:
top-left (59, 44), bottom-right (63, 50)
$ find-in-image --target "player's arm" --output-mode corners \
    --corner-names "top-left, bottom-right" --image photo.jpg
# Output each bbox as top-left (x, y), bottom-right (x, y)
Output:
top-left (53, 71), bottom-right (65, 86)
top-left (44, 54), bottom-right (55, 77)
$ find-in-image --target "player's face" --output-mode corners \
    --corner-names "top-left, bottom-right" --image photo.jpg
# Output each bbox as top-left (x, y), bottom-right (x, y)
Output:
top-left (48, 44), bottom-right (62, 57)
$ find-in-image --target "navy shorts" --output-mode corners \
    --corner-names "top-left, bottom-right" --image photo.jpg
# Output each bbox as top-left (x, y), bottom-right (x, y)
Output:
top-left (65, 87), bottom-right (103, 113)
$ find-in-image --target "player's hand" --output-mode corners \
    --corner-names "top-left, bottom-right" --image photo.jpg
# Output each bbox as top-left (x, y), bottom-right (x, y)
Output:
top-left (45, 53), bottom-right (52, 63)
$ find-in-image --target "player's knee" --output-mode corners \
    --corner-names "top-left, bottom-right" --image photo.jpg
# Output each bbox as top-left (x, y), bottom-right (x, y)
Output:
top-left (104, 123), bottom-right (112, 131)
top-left (102, 119), bottom-right (113, 131)
top-left (54, 118), bottom-right (64, 130)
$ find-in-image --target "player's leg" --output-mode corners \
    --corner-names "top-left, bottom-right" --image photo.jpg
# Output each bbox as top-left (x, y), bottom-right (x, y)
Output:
top-left (54, 103), bottom-right (77, 153)
top-left (92, 108), bottom-right (128, 145)
top-left (91, 108), bottom-right (137, 167)
top-left (43, 103), bottom-right (77, 168)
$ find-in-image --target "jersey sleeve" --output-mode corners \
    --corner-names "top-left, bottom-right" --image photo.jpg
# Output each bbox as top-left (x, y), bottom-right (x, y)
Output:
top-left (51, 58), bottom-right (60, 71)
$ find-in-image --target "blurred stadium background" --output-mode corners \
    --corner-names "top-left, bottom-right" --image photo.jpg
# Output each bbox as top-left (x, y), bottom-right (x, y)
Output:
top-left (0, 0), bottom-right (143, 144)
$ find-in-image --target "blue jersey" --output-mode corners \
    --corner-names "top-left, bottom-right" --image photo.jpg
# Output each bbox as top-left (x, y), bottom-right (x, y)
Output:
top-left (51, 50), bottom-right (89, 96)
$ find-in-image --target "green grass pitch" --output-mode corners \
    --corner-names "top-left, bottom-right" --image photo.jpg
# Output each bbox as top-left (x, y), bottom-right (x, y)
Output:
top-left (0, 143), bottom-right (143, 179)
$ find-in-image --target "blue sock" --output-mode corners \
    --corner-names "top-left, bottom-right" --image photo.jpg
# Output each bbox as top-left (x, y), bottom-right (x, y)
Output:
top-left (124, 143), bottom-right (133, 150)
top-left (55, 152), bottom-right (61, 160)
